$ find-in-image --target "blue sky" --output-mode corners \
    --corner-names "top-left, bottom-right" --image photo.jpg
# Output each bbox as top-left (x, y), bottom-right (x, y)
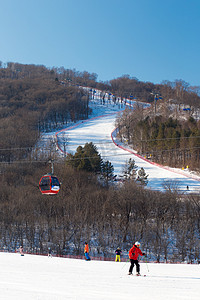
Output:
top-left (0, 0), bottom-right (199, 86)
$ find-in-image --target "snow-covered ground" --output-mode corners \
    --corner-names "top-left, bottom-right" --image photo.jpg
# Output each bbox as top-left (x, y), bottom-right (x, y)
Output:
top-left (55, 96), bottom-right (200, 193)
top-left (1, 252), bottom-right (199, 300)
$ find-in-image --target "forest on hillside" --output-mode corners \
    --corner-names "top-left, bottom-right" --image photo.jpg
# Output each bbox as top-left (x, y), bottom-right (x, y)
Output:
top-left (116, 108), bottom-right (200, 171)
top-left (0, 62), bottom-right (200, 262)
top-left (0, 63), bottom-right (91, 163)
top-left (1, 62), bottom-right (200, 164)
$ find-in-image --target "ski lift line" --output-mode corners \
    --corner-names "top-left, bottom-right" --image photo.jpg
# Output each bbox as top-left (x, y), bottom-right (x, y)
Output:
top-left (0, 141), bottom-right (114, 151)
top-left (0, 152), bottom-right (145, 165)
top-left (0, 147), bottom-right (36, 151)
top-left (42, 137), bottom-right (114, 142)
top-left (0, 153), bottom-right (120, 165)
top-left (141, 135), bottom-right (200, 142)
top-left (0, 152), bottom-right (138, 164)
top-left (65, 152), bottom-right (137, 161)
top-left (1, 145), bottom-right (200, 165)
top-left (1, 135), bottom-right (200, 152)
top-left (1, 143), bottom-right (200, 153)
top-left (54, 139), bottom-right (114, 145)
top-left (63, 146), bottom-right (200, 157)
top-left (139, 146), bottom-right (200, 153)
top-left (51, 134), bottom-right (200, 143)
top-left (0, 160), bottom-right (50, 165)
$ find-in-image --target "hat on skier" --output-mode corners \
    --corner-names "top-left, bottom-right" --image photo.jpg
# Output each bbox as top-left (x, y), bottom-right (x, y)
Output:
top-left (135, 241), bottom-right (141, 247)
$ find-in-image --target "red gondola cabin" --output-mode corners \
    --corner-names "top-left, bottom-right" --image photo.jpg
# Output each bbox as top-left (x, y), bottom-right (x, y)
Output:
top-left (39, 175), bottom-right (60, 195)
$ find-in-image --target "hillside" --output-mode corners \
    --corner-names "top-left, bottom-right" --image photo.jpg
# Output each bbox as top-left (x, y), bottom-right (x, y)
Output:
top-left (0, 63), bottom-right (200, 263)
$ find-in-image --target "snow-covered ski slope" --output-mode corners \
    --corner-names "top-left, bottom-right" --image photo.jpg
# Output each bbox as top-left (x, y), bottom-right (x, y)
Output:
top-left (1, 252), bottom-right (199, 300)
top-left (55, 93), bottom-right (200, 193)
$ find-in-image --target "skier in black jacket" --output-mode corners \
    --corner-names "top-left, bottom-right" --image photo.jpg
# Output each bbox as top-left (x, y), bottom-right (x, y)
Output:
top-left (115, 247), bottom-right (122, 262)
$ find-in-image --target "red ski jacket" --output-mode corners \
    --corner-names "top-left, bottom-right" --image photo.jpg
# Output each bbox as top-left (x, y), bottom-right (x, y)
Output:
top-left (129, 245), bottom-right (143, 260)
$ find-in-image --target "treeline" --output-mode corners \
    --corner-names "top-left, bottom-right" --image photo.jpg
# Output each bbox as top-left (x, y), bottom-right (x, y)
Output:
top-left (116, 107), bottom-right (200, 171)
top-left (109, 76), bottom-right (200, 107)
top-left (0, 159), bottom-right (200, 262)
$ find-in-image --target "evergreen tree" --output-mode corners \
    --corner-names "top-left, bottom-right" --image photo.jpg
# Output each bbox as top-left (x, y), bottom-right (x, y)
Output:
top-left (66, 142), bottom-right (102, 173)
top-left (122, 158), bottom-right (138, 180)
top-left (101, 160), bottom-right (115, 187)
top-left (83, 142), bottom-right (102, 173)
top-left (137, 167), bottom-right (149, 186)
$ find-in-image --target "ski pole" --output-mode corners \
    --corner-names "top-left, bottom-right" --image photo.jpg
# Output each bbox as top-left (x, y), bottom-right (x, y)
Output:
top-left (121, 258), bottom-right (130, 270)
top-left (119, 257), bottom-right (130, 278)
top-left (144, 256), bottom-right (149, 272)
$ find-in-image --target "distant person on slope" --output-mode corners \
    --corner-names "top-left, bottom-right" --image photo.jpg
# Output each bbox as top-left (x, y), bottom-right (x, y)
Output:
top-left (84, 242), bottom-right (91, 261)
top-left (19, 246), bottom-right (24, 256)
top-left (48, 248), bottom-right (52, 258)
top-left (115, 247), bottom-right (122, 262)
top-left (128, 241), bottom-right (145, 275)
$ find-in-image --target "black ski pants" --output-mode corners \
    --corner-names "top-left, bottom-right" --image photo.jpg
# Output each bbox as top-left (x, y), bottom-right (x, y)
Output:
top-left (129, 259), bottom-right (140, 274)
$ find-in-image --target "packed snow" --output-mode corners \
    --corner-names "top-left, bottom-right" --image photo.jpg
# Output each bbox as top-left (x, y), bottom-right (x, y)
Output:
top-left (0, 252), bottom-right (199, 300)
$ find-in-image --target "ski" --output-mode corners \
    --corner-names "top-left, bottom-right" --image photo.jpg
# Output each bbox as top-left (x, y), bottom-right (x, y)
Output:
top-left (128, 274), bottom-right (146, 277)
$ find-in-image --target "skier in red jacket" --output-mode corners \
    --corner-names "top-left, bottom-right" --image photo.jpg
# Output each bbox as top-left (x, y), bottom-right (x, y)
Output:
top-left (128, 241), bottom-right (145, 275)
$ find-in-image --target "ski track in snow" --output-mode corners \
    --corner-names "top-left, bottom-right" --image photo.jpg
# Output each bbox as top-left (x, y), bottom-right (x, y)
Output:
top-left (54, 98), bottom-right (200, 193)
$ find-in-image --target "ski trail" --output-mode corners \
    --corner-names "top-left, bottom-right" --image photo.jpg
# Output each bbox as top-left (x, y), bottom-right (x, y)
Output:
top-left (56, 113), bottom-right (200, 193)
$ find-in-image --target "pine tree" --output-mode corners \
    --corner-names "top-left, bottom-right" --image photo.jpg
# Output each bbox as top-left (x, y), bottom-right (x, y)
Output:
top-left (66, 142), bottom-right (102, 173)
top-left (101, 160), bottom-right (115, 187)
top-left (122, 158), bottom-right (138, 180)
top-left (137, 167), bottom-right (149, 186)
